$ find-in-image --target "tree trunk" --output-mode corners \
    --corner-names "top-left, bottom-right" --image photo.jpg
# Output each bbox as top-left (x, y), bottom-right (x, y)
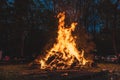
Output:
top-left (20, 31), bottom-right (25, 57)
top-left (20, 30), bottom-right (29, 57)
top-left (112, 3), bottom-right (118, 54)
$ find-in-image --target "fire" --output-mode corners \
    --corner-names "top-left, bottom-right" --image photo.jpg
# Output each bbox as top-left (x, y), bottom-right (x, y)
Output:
top-left (39, 12), bottom-right (88, 70)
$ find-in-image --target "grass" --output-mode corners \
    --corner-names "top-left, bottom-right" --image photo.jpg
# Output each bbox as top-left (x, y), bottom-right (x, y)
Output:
top-left (0, 63), bottom-right (120, 80)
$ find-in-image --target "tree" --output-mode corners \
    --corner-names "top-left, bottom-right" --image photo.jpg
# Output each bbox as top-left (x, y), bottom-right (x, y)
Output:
top-left (14, 0), bottom-right (34, 57)
top-left (0, 0), bottom-right (14, 55)
top-left (13, 0), bottom-right (56, 56)
top-left (97, 0), bottom-right (120, 54)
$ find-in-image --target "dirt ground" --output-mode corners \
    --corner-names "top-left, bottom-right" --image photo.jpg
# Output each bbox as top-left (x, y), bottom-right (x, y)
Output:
top-left (0, 63), bottom-right (120, 80)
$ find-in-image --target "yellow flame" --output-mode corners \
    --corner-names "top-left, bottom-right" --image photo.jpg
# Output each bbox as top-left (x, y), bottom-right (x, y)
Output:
top-left (39, 12), bottom-right (88, 70)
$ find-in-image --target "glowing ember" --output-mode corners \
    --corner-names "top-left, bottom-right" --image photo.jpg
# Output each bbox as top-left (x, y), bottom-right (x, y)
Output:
top-left (39, 12), bottom-right (88, 70)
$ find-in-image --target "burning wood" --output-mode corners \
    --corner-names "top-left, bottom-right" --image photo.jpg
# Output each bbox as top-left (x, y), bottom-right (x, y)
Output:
top-left (37, 12), bottom-right (92, 70)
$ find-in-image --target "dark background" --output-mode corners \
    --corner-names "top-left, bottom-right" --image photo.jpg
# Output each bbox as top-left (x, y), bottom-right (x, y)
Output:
top-left (0, 0), bottom-right (120, 58)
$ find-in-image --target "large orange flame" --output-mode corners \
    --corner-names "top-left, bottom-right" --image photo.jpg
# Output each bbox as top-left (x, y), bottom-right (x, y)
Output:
top-left (39, 12), bottom-right (88, 70)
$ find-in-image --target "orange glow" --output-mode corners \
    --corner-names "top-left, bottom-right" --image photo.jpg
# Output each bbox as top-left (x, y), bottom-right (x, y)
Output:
top-left (39, 12), bottom-right (88, 70)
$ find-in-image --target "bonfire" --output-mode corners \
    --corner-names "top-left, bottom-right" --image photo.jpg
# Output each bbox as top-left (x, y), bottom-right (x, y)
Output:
top-left (35, 12), bottom-right (93, 70)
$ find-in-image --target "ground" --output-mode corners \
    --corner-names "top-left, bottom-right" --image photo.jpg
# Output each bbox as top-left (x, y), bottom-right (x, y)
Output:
top-left (0, 63), bottom-right (120, 80)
